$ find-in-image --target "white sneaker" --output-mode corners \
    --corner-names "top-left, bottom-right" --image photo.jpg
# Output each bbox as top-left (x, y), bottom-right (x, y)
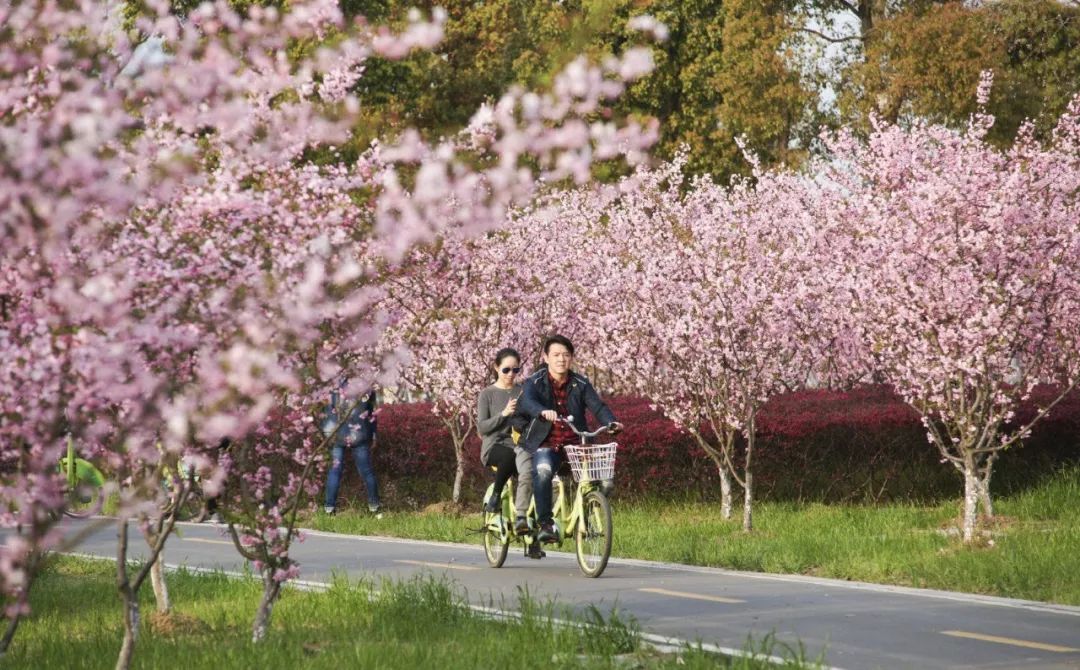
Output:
top-left (324, 506), bottom-right (336, 515)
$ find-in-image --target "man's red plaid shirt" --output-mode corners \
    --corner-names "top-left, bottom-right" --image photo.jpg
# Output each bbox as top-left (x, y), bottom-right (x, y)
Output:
top-left (542, 374), bottom-right (577, 451)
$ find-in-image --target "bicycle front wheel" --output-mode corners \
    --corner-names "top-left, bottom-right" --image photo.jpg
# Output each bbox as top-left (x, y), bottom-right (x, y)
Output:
top-left (62, 458), bottom-right (105, 520)
top-left (483, 518), bottom-right (510, 568)
top-left (575, 490), bottom-right (612, 577)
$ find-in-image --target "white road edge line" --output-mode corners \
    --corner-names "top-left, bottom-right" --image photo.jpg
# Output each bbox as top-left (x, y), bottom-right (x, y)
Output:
top-left (467, 602), bottom-right (845, 670)
top-left (61, 550), bottom-right (842, 669)
top-left (64, 552), bottom-right (330, 592)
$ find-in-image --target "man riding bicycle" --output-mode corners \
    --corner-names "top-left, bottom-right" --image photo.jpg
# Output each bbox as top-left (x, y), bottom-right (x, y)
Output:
top-left (518, 334), bottom-right (622, 544)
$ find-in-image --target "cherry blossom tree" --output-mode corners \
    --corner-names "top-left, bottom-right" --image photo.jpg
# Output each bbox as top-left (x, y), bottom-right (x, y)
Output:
top-left (114, 151), bottom-right (392, 646)
top-left (817, 77), bottom-right (1080, 542)
top-left (0, 0), bottom-right (419, 660)
top-left (559, 155), bottom-right (836, 531)
top-left (384, 243), bottom-right (533, 503)
top-left (0, 0), bottom-right (300, 654)
top-left (533, 81), bottom-right (1080, 542)
top-left (1, 0), bottom-right (662, 660)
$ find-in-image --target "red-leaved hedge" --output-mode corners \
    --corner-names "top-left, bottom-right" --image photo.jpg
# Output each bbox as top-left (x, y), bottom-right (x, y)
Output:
top-left (328, 386), bottom-right (1080, 509)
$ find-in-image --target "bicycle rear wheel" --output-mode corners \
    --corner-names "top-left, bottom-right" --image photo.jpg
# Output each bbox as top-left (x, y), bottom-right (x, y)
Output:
top-left (61, 486), bottom-right (101, 518)
top-left (483, 517), bottom-right (510, 567)
top-left (178, 489), bottom-right (209, 522)
top-left (161, 481), bottom-right (208, 522)
top-left (575, 490), bottom-right (612, 577)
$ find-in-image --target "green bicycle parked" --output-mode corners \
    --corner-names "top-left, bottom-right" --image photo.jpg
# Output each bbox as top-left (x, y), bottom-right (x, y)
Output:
top-left (58, 436), bottom-right (106, 518)
top-left (482, 418), bottom-right (618, 578)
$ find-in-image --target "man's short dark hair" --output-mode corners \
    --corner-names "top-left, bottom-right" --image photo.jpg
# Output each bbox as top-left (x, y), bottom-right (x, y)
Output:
top-left (543, 334), bottom-right (575, 355)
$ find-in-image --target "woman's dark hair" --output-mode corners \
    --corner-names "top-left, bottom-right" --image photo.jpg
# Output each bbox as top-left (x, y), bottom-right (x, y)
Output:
top-left (494, 347), bottom-right (521, 367)
top-left (542, 334), bottom-right (575, 355)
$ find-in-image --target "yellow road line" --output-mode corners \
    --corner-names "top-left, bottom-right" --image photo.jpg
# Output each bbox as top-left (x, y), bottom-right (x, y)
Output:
top-left (640, 587), bottom-right (744, 604)
top-left (941, 630), bottom-right (1079, 653)
top-left (394, 559), bottom-right (480, 572)
top-left (182, 538), bottom-right (233, 546)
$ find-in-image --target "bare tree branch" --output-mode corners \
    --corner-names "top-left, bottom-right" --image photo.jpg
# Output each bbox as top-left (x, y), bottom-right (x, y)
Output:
top-left (827, 0), bottom-right (861, 14)
top-left (799, 26), bottom-right (864, 44)
top-left (227, 523), bottom-right (261, 562)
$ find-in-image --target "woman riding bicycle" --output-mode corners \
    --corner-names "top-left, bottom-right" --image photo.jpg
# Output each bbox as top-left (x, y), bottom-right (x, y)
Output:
top-left (476, 348), bottom-right (532, 535)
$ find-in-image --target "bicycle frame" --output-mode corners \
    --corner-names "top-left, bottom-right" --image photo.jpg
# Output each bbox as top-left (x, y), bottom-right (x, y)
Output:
top-left (66, 435), bottom-right (76, 486)
top-left (485, 470), bottom-right (595, 548)
top-left (551, 475), bottom-right (598, 543)
top-left (485, 417), bottom-right (614, 548)
top-left (59, 435), bottom-right (105, 489)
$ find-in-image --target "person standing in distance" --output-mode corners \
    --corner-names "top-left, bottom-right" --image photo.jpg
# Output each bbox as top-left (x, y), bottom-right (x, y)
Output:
top-left (322, 383), bottom-right (381, 516)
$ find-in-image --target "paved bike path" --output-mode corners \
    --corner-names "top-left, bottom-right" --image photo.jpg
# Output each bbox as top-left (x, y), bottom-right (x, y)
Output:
top-left (61, 518), bottom-right (1080, 670)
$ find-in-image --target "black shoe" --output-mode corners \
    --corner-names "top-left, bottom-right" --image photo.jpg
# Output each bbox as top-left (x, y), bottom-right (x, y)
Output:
top-left (483, 498), bottom-right (499, 514)
top-left (526, 542), bottom-right (546, 560)
top-left (537, 522), bottom-right (558, 544)
top-left (514, 517), bottom-right (530, 535)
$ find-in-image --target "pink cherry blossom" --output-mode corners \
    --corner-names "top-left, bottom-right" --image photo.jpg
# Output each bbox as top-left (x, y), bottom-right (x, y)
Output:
top-left (0, 0), bottom-right (661, 660)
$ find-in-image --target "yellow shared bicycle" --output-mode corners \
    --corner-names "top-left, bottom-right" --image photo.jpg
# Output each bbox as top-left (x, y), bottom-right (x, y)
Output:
top-left (482, 418), bottom-right (618, 578)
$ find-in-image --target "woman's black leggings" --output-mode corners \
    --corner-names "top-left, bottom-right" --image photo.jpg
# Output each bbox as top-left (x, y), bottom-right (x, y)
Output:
top-left (487, 444), bottom-right (517, 502)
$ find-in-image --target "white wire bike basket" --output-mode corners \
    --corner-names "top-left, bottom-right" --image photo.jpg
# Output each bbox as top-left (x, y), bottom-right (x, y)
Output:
top-left (563, 443), bottom-right (618, 482)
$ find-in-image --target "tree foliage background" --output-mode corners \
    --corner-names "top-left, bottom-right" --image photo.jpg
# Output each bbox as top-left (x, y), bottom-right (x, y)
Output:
top-left (169, 0), bottom-right (1080, 182)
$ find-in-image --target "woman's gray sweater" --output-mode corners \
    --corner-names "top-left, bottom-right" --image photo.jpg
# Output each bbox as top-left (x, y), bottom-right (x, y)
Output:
top-left (476, 384), bottom-right (522, 465)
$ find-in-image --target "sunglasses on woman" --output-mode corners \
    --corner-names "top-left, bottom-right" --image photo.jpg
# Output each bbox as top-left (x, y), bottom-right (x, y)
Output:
top-left (500, 367), bottom-right (522, 374)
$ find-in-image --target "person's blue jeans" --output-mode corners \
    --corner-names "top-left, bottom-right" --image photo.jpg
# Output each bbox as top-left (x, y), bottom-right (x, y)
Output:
top-left (325, 444), bottom-right (380, 510)
top-left (532, 447), bottom-right (561, 524)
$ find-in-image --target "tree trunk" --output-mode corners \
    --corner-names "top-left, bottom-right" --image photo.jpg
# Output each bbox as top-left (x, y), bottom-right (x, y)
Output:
top-left (115, 518), bottom-right (140, 670)
top-left (0, 613), bottom-right (21, 657)
top-left (977, 454), bottom-right (996, 520)
top-left (977, 475), bottom-right (993, 520)
top-left (116, 594), bottom-right (139, 670)
top-left (961, 458), bottom-right (979, 543)
top-left (719, 466), bottom-right (733, 520)
top-left (444, 416), bottom-right (470, 506)
top-left (695, 431), bottom-right (734, 520)
top-left (251, 574), bottom-right (281, 643)
top-left (742, 416), bottom-right (755, 532)
top-left (857, 0), bottom-right (873, 42)
top-left (149, 554), bottom-right (170, 613)
top-left (742, 470), bottom-right (754, 532)
top-left (0, 540), bottom-right (44, 655)
top-left (451, 437), bottom-right (465, 505)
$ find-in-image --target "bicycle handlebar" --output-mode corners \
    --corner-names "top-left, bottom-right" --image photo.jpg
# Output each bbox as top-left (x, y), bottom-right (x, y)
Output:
top-left (559, 416), bottom-right (622, 439)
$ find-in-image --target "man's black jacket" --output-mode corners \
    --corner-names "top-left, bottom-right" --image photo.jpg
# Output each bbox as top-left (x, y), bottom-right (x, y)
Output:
top-left (517, 368), bottom-right (616, 453)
